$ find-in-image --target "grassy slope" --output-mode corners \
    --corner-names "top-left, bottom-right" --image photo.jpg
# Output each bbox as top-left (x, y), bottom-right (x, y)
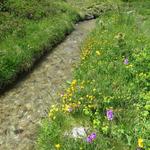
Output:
top-left (0, 0), bottom-right (80, 89)
top-left (37, 1), bottom-right (150, 150)
top-left (67, 0), bottom-right (120, 18)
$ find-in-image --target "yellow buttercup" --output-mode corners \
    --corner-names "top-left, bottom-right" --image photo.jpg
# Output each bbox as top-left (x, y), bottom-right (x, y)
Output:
top-left (138, 138), bottom-right (144, 148)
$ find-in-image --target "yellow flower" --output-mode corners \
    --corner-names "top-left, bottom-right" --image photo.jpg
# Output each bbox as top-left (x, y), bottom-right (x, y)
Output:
top-left (80, 85), bottom-right (84, 89)
top-left (63, 104), bottom-right (72, 112)
top-left (55, 144), bottom-right (61, 149)
top-left (80, 97), bottom-right (83, 100)
top-left (96, 51), bottom-right (101, 56)
top-left (138, 138), bottom-right (144, 148)
top-left (93, 88), bottom-right (96, 92)
top-left (129, 64), bottom-right (133, 67)
top-left (71, 79), bottom-right (77, 86)
top-left (89, 95), bottom-right (94, 100)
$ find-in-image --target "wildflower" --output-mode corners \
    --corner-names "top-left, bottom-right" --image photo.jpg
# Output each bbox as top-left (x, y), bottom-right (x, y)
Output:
top-left (80, 85), bottom-right (84, 89)
top-left (89, 95), bottom-right (94, 100)
top-left (55, 144), bottom-right (61, 149)
top-left (80, 97), bottom-right (84, 100)
top-left (93, 88), bottom-right (96, 92)
top-left (63, 104), bottom-right (72, 112)
top-left (71, 79), bottom-right (77, 87)
top-left (96, 51), bottom-right (101, 56)
top-left (106, 109), bottom-right (114, 121)
top-left (138, 138), bottom-right (144, 148)
top-left (87, 136), bottom-right (92, 143)
top-left (86, 133), bottom-right (96, 143)
top-left (48, 105), bottom-right (58, 118)
top-left (90, 133), bottom-right (96, 139)
top-left (124, 58), bottom-right (129, 65)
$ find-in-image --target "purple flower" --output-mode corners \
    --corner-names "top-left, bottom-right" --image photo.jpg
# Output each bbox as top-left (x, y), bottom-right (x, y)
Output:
top-left (86, 136), bottom-right (92, 143)
top-left (124, 58), bottom-right (129, 65)
top-left (106, 109), bottom-right (114, 121)
top-left (86, 133), bottom-right (96, 143)
top-left (90, 133), bottom-right (96, 139)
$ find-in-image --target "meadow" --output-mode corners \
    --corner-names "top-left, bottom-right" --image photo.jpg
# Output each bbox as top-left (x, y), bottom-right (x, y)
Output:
top-left (0, 0), bottom-right (149, 149)
top-left (37, 0), bottom-right (150, 150)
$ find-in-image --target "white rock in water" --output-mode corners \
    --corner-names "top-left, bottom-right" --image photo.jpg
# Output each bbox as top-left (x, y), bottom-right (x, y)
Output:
top-left (71, 127), bottom-right (86, 138)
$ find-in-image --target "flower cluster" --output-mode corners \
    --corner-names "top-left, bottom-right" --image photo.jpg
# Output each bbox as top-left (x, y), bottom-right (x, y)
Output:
top-left (45, 10), bottom-right (149, 149)
top-left (86, 133), bottom-right (97, 143)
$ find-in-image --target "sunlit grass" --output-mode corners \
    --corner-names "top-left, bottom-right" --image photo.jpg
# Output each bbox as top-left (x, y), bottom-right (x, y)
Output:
top-left (37, 1), bottom-right (150, 149)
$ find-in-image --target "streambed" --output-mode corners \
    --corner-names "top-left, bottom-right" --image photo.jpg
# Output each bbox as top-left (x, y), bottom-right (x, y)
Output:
top-left (0, 20), bottom-right (95, 150)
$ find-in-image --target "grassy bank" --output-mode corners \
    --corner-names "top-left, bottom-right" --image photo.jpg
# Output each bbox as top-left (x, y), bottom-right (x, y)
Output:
top-left (0, 0), bottom-right (118, 89)
top-left (68, 0), bottom-right (120, 19)
top-left (37, 1), bottom-right (150, 150)
top-left (0, 0), bottom-right (80, 89)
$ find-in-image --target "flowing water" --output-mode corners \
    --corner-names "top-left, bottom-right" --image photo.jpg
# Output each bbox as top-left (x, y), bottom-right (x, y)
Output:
top-left (0, 20), bottom-right (95, 150)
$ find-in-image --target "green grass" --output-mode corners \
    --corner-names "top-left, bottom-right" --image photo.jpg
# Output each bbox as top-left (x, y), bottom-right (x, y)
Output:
top-left (0, 0), bottom-right (117, 89)
top-left (37, 1), bottom-right (150, 150)
top-left (0, 0), bottom-right (80, 89)
top-left (128, 0), bottom-right (150, 36)
top-left (67, 0), bottom-right (120, 19)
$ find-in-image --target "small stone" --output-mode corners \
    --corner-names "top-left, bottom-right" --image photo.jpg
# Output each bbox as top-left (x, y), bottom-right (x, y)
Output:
top-left (71, 127), bottom-right (87, 138)
top-left (85, 14), bottom-right (95, 20)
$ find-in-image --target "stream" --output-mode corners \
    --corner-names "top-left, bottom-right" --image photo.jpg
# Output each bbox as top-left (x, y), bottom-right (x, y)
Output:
top-left (0, 20), bottom-right (95, 150)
